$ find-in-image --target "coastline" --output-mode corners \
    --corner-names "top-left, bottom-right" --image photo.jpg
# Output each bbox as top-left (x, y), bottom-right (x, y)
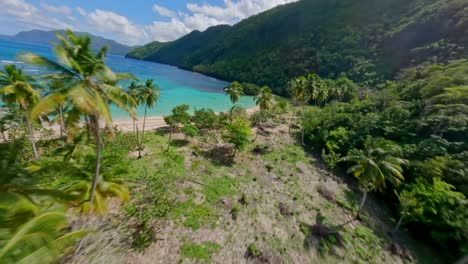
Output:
top-left (113, 106), bottom-right (259, 133)
top-left (36, 106), bottom-right (259, 139)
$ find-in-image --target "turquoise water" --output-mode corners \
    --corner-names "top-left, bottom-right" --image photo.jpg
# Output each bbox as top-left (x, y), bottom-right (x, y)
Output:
top-left (0, 39), bottom-right (255, 118)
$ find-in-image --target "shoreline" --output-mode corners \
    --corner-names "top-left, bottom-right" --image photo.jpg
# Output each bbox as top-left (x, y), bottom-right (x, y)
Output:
top-left (35, 106), bottom-right (259, 138)
top-left (113, 106), bottom-right (259, 133)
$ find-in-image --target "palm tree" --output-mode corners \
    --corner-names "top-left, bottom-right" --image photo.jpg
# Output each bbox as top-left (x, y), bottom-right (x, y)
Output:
top-left (20, 30), bottom-right (136, 204)
top-left (126, 81), bottom-right (141, 134)
top-left (0, 211), bottom-right (87, 263)
top-left (343, 138), bottom-right (408, 218)
top-left (288, 76), bottom-right (307, 134)
top-left (315, 80), bottom-right (329, 106)
top-left (225, 81), bottom-right (244, 105)
top-left (0, 64), bottom-right (41, 159)
top-left (46, 79), bottom-right (68, 142)
top-left (255, 86), bottom-right (274, 112)
top-left (137, 79), bottom-right (160, 147)
top-left (253, 86), bottom-right (273, 141)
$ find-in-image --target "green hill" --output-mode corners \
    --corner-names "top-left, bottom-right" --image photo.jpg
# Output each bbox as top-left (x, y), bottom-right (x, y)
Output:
top-left (126, 0), bottom-right (468, 94)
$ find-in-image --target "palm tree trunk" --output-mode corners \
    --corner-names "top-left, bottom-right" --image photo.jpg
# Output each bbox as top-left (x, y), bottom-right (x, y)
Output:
top-left (141, 105), bottom-right (147, 148)
top-left (85, 116), bottom-right (91, 141)
top-left (301, 106), bottom-right (306, 146)
top-left (25, 113), bottom-right (39, 159)
top-left (288, 106), bottom-right (296, 134)
top-left (136, 124), bottom-right (142, 159)
top-left (166, 127), bottom-right (173, 152)
top-left (356, 191), bottom-right (367, 219)
top-left (391, 215), bottom-right (404, 235)
top-left (89, 116), bottom-right (101, 204)
top-left (59, 105), bottom-right (65, 146)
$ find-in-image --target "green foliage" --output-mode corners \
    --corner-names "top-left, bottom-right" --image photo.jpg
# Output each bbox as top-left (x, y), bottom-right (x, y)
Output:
top-left (166, 104), bottom-right (190, 126)
top-left (222, 117), bottom-right (251, 155)
top-left (344, 137), bottom-right (408, 192)
top-left (192, 108), bottom-right (219, 130)
top-left (398, 178), bottom-right (468, 248)
top-left (321, 148), bottom-right (341, 170)
top-left (301, 59), bottom-right (468, 258)
top-left (180, 241), bottom-right (221, 262)
top-left (247, 243), bottom-right (262, 257)
top-left (181, 124), bottom-right (199, 139)
top-left (0, 211), bottom-right (87, 264)
top-left (224, 81), bottom-right (244, 104)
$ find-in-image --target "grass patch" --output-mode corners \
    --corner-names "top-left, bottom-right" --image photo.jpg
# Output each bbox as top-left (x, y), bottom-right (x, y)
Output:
top-left (174, 200), bottom-right (217, 230)
top-left (342, 225), bottom-right (383, 263)
top-left (180, 241), bottom-right (221, 262)
top-left (264, 144), bottom-right (307, 164)
top-left (201, 175), bottom-right (237, 203)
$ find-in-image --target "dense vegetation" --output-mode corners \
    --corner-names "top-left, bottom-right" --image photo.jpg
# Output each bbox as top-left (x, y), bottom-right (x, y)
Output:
top-left (127, 0), bottom-right (468, 94)
top-left (284, 60), bottom-right (468, 258)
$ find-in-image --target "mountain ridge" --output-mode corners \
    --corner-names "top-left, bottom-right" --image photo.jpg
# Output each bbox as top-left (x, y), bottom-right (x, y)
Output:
top-left (127, 0), bottom-right (468, 94)
top-left (1, 29), bottom-right (133, 56)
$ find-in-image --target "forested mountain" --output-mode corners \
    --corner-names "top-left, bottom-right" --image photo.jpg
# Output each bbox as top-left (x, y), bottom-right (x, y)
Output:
top-left (127, 0), bottom-right (468, 94)
top-left (2, 30), bottom-right (133, 55)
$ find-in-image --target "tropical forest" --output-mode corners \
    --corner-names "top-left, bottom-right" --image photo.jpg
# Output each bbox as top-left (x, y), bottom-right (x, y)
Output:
top-left (0, 0), bottom-right (467, 263)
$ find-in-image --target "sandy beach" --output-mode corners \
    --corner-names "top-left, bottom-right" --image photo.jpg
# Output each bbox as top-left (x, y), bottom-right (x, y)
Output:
top-left (113, 106), bottom-right (259, 132)
top-left (34, 106), bottom-right (259, 139)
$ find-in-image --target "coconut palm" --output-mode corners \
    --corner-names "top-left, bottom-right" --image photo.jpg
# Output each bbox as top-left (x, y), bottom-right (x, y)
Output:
top-left (126, 81), bottom-right (140, 133)
top-left (0, 211), bottom-right (87, 263)
top-left (46, 79), bottom-right (68, 142)
top-left (288, 76), bottom-right (307, 134)
top-left (0, 64), bottom-right (41, 159)
top-left (137, 79), bottom-right (160, 147)
top-left (255, 86), bottom-right (274, 112)
top-left (225, 81), bottom-right (244, 105)
top-left (19, 30), bottom-right (136, 204)
top-left (343, 137), bottom-right (408, 218)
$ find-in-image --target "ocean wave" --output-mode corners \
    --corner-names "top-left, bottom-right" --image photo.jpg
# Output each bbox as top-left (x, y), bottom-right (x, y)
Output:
top-left (0, 60), bottom-right (23, 64)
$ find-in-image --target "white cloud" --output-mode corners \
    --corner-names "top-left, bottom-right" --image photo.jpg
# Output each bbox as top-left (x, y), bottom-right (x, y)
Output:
top-left (143, 0), bottom-right (297, 43)
top-left (41, 3), bottom-right (71, 15)
top-left (78, 8), bottom-right (147, 45)
top-left (0, 0), bottom-right (72, 31)
top-left (152, 4), bottom-right (176, 18)
top-left (1, 0), bottom-right (298, 45)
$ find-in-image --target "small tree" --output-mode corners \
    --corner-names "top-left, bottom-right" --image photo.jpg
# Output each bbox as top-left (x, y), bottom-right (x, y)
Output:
top-left (192, 108), bottom-right (219, 130)
top-left (181, 124), bottom-right (199, 140)
top-left (222, 117), bottom-right (251, 157)
top-left (164, 104), bottom-right (190, 152)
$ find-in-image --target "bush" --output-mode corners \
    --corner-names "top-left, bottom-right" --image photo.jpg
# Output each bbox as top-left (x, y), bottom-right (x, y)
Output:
top-left (192, 108), bottom-right (219, 130)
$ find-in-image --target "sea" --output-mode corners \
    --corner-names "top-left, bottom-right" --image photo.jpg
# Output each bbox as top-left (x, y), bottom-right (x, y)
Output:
top-left (0, 39), bottom-right (255, 118)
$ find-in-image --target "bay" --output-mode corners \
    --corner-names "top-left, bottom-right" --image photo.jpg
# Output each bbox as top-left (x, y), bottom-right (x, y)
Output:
top-left (0, 39), bottom-right (255, 118)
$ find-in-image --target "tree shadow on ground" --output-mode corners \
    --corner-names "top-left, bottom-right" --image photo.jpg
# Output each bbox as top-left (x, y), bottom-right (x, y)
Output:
top-left (300, 213), bottom-right (345, 257)
top-left (198, 145), bottom-right (235, 167)
top-left (170, 139), bottom-right (189, 148)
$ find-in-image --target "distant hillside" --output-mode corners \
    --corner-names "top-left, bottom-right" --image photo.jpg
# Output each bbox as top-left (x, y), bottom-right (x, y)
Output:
top-left (128, 0), bottom-right (468, 94)
top-left (4, 30), bottom-right (133, 55)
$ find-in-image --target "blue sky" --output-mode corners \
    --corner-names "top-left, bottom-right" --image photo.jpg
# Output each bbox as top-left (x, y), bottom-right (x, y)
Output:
top-left (0, 0), bottom-right (296, 45)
